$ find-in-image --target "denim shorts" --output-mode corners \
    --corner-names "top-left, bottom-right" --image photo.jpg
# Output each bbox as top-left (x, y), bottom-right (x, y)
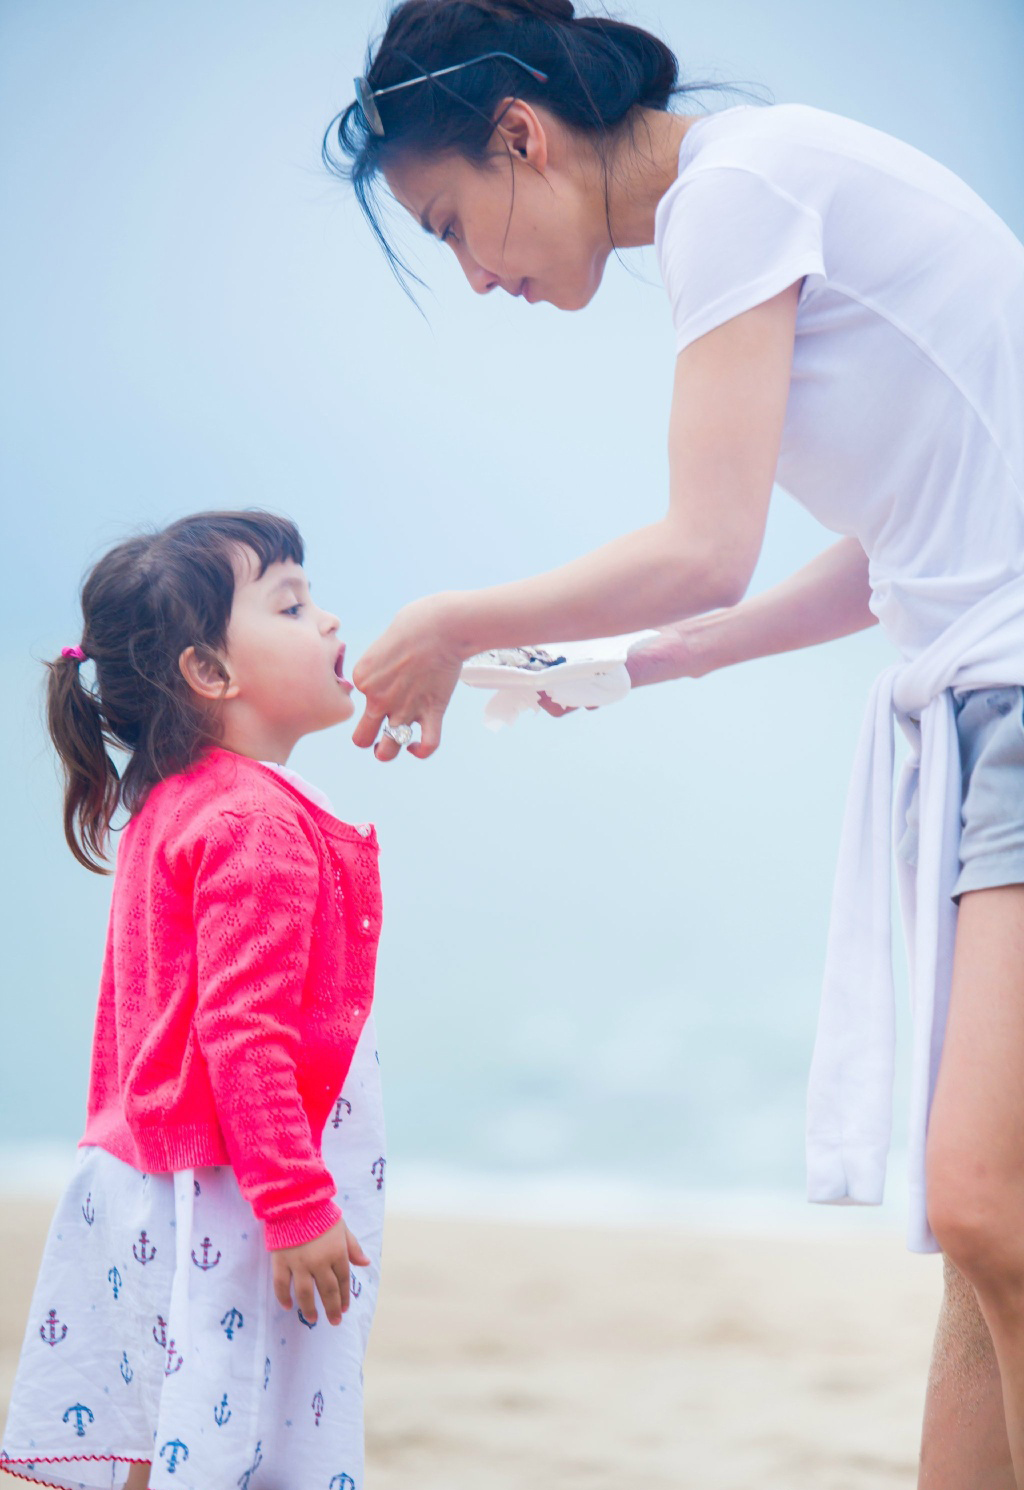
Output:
top-left (897, 686), bottom-right (1024, 900)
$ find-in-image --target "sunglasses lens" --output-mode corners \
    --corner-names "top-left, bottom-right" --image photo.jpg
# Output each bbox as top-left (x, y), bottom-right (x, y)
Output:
top-left (355, 76), bottom-right (385, 136)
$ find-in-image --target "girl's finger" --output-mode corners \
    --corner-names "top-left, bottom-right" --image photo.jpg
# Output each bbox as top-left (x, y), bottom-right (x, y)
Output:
top-left (333, 1258), bottom-right (352, 1315)
top-left (272, 1265), bottom-right (293, 1312)
top-left (346, 1229), bottom-right (371, 1267)
top-left (295, 1272), bottom-right (318, 1323)
top-left (352, 706), bottom-right (385, 751)
top-left (315, 1265), bottom-right (344, 1326)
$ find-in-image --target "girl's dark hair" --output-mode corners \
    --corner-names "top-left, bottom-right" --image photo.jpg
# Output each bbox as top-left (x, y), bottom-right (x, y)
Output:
top-left (324, 0), bottom-right (691, 287)
top-left (45, 509), bottom-right (304, 874)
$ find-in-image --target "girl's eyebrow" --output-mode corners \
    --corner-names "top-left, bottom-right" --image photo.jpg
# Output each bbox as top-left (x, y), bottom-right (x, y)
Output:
top-left (269, 573), bottom-right (309, 595)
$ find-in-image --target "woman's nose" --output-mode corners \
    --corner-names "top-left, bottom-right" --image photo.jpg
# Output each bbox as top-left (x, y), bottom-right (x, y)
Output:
top-left (454, 243), bottom-right (498, 295)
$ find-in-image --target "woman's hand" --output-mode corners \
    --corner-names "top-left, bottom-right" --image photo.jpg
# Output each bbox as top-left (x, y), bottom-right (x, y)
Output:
top-left (352, 596), bottom-right (467, 762)
top-left (271, 1220), bottom-right (370, 1327)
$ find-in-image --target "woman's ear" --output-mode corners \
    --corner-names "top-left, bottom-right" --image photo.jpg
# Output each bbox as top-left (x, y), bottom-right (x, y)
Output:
top-left (179, 644), bottom-right (238, 702)
top-left (491, 98), bottom-right (549, 170)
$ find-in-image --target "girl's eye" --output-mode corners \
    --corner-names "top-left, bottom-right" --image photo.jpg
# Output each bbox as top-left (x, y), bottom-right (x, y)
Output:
top-left (282, 603), bottom-right (303, 616)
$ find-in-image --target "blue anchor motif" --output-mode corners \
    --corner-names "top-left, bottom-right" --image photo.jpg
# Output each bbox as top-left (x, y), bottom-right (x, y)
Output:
top-left (371, 1156), bottom-right (386, 1190)
top-left (297, 1308), bottom-right (317, 1329)
top-left (39, 1309), bottom-right (67, 1347)
top-left (331, 1097), bottom-right (352, 1128)
top-left (133, 1230), bottom-right (156, 1265)
top-left (108, 1266), bottom-right (122, 1300)
top-left (350, 1274), bottom-right (362, 1300)
top-left (330, 1475), bottom-right (355, 1490)
top-left (237, 1439), bottom-right (262, 1490)
top-left (220, 1307), bottom-right (244, 1340)
top-left (263, 1356), bottom-right (271, 1390)
top-left (214, 1392), bottom-right (231, 1426)
top-left (312, 1390), bottom-right (324, 1426)
top-left (191, 1236), bottom-right (222, 1270)
top-left (120, 1352), bottom-right (134, 1384)
top-left (194, 1179), bottom-right (201, 1196)
top-left (81, 1192), bottom-right (95, 1226)
top-left (160, 1439), bottom-right (189, 1475)
top-left (62, 1403), bottom-right (94, 1438)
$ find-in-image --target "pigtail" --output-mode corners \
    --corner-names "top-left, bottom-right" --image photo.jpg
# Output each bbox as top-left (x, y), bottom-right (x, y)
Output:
top-left (45, 651), bottom-right (121, 874)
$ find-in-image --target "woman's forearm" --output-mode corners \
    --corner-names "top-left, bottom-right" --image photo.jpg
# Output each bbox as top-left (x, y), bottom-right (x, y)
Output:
top-left (439, 517), bottom-right (745, 657)
top-left (633, 536), bottom-right (876, 685)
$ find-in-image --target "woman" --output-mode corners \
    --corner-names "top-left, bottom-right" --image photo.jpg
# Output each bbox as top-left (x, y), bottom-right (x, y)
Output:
top-left (324, 1), bottom-right (1024, 1482)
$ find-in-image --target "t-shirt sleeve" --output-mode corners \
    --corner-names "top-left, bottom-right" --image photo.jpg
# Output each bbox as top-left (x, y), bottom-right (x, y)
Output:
top-left (655, 165), bottom-right (826, 353)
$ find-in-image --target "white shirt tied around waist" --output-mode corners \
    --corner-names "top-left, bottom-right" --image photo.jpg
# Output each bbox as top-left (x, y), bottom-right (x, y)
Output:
top-left (807, 574), bottom-right (1024, 1253)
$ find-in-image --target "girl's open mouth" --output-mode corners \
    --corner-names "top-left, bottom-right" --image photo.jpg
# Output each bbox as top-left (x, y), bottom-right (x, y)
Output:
top-left (335, 644), bottom-right (354, 692)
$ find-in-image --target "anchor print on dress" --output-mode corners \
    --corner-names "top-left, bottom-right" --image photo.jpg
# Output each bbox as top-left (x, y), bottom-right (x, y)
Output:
top-left (120, 1352), bottom-right (133, 1384)
top-left (297, 1308), bottom-right (317, 1329)
top-left (263, 1357), bottom-right (271, 1390)
top-left (194, 1179), bottom-right (201, 1196)
top-left (221, 1307), bottom-right (244, 1340)
top-left (108, 1266), bottom-right (122, 1299)
top-left (191, 1236), bottom-right (222, 1270)
top-left (214, 1392), bottom-right (231, 1426)
top-left (312, 1390), bottom-right (324, 1426)
top-left (349, 1274), bottom-right (362, 1300)
top-left (371, 1156), bottom-right (386, 1190)
top-left (39, 1309), bottom-right (67, 1347)
top-left (81, 1192), bottom-right (95, 1226)
top-left (153, 1316), bottom-right (184, 1375)
top-left (133, 1230), bottom-right (156, 1265)
top-left (331, 1097), bottom-right (351, 1129)
top-left (62, 1403), bottom-right (94, 1438)
top-left (330, 1475), bottom-right (356, 1490)
top-left (160, 1439), bottom-right (189, 1475)
top-left (237, 1439), bottom-right (262, 1490)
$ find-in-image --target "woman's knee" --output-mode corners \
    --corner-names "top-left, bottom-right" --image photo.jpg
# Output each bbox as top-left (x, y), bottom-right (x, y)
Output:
top-left (928, 1155), bottom-right (1024, 1294)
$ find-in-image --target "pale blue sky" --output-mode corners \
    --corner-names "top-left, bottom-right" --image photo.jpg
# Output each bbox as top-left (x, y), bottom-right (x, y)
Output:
top-left (2, 1), bottom-right (1022, 1196)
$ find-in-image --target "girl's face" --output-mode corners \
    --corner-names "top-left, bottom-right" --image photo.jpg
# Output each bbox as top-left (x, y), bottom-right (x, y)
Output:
top-left (215, 552), bottom-right (355, 747)
top-left (384, 103), bottom-right (614, 312)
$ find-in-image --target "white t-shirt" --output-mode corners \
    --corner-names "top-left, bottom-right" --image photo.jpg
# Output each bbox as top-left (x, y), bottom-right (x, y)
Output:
top-left (654, 104), bottom-right (1024, 658)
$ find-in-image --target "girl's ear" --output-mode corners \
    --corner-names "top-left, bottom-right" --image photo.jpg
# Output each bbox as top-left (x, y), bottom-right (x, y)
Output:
top-left (491, 98), bottom-right (549, 170)
top-left (179, 645), bottom-right (238, 702)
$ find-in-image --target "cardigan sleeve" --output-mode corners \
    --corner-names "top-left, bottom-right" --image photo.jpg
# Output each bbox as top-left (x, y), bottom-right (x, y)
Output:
top-left (192, 807), bottom-right (342, 1250)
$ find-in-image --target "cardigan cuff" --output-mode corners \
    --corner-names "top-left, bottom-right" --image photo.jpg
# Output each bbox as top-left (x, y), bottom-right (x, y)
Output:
top-left (263, 1198), bottom-right (343, 1251)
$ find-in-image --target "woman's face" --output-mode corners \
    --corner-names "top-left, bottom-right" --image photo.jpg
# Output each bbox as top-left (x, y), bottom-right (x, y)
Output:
top-left (383, 103), bottom-right (614, 311)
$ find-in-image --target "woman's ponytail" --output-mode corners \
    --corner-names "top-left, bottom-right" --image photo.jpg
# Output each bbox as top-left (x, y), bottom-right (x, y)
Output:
top-left (45, 650), bottom-right (120, 874)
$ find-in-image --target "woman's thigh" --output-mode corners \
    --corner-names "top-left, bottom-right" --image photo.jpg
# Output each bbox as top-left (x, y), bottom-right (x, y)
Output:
top-left (926, 885), bottom-right (1024, 1263)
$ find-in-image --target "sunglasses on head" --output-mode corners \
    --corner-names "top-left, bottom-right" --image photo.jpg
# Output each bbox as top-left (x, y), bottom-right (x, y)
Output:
top-left (354, 52), bottom-right (549, 137)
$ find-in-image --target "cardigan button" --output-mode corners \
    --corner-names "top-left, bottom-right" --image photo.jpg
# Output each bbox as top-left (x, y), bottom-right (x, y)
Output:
top-left (362, 916), bottom-right (371, 931)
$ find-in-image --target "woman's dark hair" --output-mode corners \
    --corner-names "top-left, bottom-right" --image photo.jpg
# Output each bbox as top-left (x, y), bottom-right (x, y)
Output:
top-left (45, 509), bottom-right (304, 874)
top-left (324, 0), bottom-right (700, 288)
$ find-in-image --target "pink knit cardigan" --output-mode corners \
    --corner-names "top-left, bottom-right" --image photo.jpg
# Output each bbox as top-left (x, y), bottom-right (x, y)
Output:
top-left (80, 747), bottom-right (382, 1250)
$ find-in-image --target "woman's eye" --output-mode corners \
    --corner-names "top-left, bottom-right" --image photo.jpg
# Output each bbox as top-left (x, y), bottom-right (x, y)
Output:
top-left (441, 224), bottom-right (459, 245)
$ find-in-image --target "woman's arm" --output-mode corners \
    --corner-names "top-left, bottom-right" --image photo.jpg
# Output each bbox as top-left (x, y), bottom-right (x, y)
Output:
top-left (627, 535), bottom-right (877, 688)
top-left (354, 283), bottom-right (802, 757)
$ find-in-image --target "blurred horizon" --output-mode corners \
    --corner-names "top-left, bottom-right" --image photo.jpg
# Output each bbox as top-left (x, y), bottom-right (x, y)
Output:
top-left (2, 0), bottom-right (1022, 1218)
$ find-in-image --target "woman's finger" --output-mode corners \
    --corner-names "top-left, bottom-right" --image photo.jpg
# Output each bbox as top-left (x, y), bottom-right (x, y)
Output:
top-left (408, 712), bottom-right (442, 759)
top-left (352, 705), bottom-right (385, 751)
top-left (374, 729), bottom-right (403, 763)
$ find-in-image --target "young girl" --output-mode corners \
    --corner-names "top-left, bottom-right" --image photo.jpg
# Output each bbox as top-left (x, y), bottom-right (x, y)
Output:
top-left (0, 510), bottom-right (385, 1490)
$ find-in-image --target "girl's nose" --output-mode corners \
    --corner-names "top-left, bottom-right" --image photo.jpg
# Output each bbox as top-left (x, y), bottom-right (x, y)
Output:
top-left (321, 610), bottom-right (341, 635)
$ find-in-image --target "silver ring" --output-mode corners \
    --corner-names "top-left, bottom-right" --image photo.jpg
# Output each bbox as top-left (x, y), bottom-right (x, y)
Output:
top-left (382, 721), bottom-right (413, 747)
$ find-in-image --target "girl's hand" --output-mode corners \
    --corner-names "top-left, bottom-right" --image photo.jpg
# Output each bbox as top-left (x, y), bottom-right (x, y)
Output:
top-left (352, 596), bottom-right (467, 762)
top-left (271, 1221), bottom-right (370, 1327)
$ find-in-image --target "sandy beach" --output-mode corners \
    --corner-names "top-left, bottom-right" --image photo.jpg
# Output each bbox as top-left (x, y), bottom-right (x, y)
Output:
top-left (0, 1199), bottom-right (942, 1490)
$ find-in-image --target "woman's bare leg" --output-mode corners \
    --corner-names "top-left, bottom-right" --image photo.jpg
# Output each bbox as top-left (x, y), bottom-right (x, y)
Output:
top-left (927, 885), bottom-right (1024, 1486)
top-left (124, 1461), bottom-right (151, 1490)
top-left (919, 1256), bottom-right (1014, 1488)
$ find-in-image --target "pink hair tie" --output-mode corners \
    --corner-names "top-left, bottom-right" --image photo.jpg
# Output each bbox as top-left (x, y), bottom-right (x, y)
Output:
top-left (62, 645), bottom-right (87, 662)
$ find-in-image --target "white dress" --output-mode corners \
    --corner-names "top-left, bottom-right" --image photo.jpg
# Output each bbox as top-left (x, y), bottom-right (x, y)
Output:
top-left (1, 767), bottom-right (386, 1490)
